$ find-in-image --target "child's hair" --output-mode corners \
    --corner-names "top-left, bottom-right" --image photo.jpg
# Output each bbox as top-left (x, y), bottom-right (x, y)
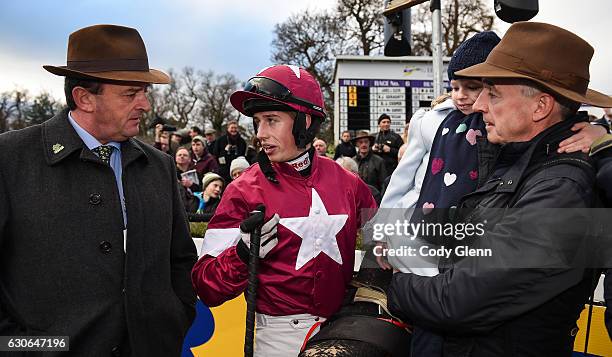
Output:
top-left (431, 92), bottom-right (451, 108)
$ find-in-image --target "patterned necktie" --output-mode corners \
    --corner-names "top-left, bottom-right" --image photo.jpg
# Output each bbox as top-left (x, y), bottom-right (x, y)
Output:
top-left (93, 145), bottom-right (113, 165)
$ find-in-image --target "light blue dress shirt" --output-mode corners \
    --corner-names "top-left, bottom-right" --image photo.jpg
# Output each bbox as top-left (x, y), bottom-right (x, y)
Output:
top-left (68, 112), bottom-right (127, 227)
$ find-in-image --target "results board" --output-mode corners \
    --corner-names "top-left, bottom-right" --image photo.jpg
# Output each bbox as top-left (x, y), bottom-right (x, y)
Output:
top-left (338, 78), bottom-right (438, 134)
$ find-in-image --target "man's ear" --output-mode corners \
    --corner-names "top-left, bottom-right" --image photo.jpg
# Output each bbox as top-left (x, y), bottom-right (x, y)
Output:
top-left (532, 93), bottom-right (555, 122)
top-left (305, 114), bottom-right (312, 129)
top-left (72, 87), bottom-right (97, 113)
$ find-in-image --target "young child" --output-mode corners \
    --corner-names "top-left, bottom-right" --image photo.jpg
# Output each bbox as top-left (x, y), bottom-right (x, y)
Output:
top-left (412, 59), bottom-right (496, 222)
top-left (377, 31), bottom-right (501, 276)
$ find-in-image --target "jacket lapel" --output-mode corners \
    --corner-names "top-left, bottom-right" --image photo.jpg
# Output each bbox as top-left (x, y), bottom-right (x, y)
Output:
top-left (42, 108), bottom-right (88, 166)
top-left (121, 138), bottom-right (149, 168)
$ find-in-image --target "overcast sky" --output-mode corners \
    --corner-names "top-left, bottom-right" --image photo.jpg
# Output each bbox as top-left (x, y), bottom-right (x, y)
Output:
top-left (1, 0), bottom-right (610, 99)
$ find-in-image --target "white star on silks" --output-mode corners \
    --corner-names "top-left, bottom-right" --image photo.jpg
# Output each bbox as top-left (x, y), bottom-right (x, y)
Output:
top-left (280, 188), bottom-right (348, 270)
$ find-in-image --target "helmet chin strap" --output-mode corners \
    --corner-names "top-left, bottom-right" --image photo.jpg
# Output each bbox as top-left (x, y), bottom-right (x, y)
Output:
top-left (253, 111), bottom-right (321, 184)
top-left (256, 150), bottom-right (279, 184)
top-left (292, 112), bottom-right (321, 149)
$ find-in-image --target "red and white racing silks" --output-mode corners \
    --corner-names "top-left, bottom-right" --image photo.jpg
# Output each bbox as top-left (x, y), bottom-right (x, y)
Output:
top-left (191, 153), bottom-right (376, 317)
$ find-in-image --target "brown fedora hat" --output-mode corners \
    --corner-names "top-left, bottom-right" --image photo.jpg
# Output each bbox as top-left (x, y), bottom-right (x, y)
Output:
top-left (456, 22), bottom-right (612, 108)
top-left (351, 130), bottom-right (375, 145)
top-left (43, 24), bottom-right (170, 84)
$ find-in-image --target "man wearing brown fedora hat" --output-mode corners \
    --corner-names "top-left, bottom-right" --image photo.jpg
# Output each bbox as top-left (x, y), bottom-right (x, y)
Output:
top-left (386, 22), bottom-right (611, 356)
top-left (0, 24), bottom-right (196, 356)
top-left (352, 130), bottom-right (387, 191)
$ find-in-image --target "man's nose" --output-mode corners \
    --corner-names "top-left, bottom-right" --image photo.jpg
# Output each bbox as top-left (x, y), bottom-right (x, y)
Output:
top-left (256, 122), bottom-right (268, 140)
top-left (473, 90), bottom-right (488, 113)
top-left (137, 92), bottom-right (152, 112)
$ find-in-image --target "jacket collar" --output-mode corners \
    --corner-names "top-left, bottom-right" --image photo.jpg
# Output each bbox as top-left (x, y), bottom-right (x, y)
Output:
top-left (121, 137), bottom-right (149, 168)
top-left (42, 108), bottom-right (148, 167)
top-left (42, 108), bottom-right (88, 166)
top-left (274, 147), bottom-right (318, 179)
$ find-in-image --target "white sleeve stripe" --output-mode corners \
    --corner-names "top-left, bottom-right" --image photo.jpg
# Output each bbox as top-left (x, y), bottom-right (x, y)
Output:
top-left (201, 228), bottom-right (241, 257)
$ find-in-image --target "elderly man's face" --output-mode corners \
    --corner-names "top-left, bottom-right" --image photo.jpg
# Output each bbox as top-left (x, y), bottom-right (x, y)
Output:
top-left (313, 139), bottom-right (327, 156)
top-left (356, 138), bottom-right (371, 155)
top-left (473, 79), bottom-right (539, 145)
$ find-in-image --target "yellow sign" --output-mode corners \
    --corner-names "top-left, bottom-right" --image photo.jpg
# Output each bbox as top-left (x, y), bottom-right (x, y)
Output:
top-left (348, 99), bottom-right (357, 107)
top-left (192, 295), bottom-right (246, 356)
top-left (348, 86), bottom-right (356, 93)
top-left (348, 92), bottom-right (357, 100)
top-left (573, 305), bottom-right (612, 356)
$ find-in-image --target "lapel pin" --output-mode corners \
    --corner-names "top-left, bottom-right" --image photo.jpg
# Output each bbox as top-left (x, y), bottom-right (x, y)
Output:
top-left (52, 143), bottom-right (64, 154)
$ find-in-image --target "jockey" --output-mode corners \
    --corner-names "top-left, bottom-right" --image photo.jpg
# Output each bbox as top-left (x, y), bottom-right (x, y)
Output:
top-left (191, 64), bottom-right (377, 356)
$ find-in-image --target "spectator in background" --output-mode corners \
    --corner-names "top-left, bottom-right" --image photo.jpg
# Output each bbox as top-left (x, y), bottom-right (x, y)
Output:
top-left (189, 172), bottom-right (224, 222)
top-left (401, 122), bottom-right (410, 144)
top-left (245, 136), bottom-right (260, 164)
top-left (229, 156), bottom-right (250, 180)
top-left (154, 124), bottom-right (174, 156)
top-left (380, 143), bottom-right (410, 197)
top-left (204, 128), bottom-right (217, 154)
top-left (189, 126), bottom-right (202, 139)
top-left (352, 130), bottom-right (386, 191)
top-left (160, 133), bottom-right (172, 155)
top-left (372, 113), bottom-right (404, 175)
top-left (592, 107), bottom-right (612, 129)
top-left (172, 128), bottom-right (191, 147)
top-left (605, 108), bottom-right (612, 125)
top-left (212, 120), bottom-right (247, 182)
top-left (176, 147), bottom-right (200, 189)
top-left (191, 135), bottom-right (219, 181)
top-left (333, 130), bottom-right (357, 160)
top-left (398, 142), bottom-right (408, 160)
top-left (313, 138), bottom-right (328, 157)
top-left (337, 156), bottom-right (381, 206)
top-left (175, 147), bottom-right (199, 212)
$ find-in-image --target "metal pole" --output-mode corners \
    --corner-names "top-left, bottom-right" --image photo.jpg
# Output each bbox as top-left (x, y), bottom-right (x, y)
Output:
top-left (431, 0), bottom-right (444, 98)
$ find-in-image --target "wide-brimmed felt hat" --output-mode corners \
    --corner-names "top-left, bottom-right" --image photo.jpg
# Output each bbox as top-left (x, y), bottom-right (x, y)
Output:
top-left (351, 130), bottom-right (375, 146)
top-left (44, 24), bottom-right (169, 84)
top-left (456, 22), bottom-right (612, 108)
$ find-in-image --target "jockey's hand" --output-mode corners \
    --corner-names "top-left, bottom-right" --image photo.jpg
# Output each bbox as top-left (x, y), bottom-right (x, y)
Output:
top-left (236, 205), bottom-right (280, 263)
